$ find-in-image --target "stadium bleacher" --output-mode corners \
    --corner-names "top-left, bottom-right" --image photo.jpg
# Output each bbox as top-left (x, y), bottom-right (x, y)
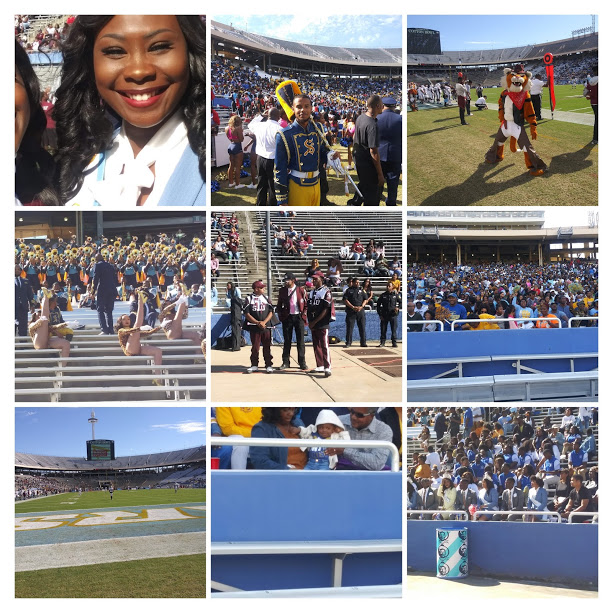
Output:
top-left (15, 302), bottom-right (206, 402)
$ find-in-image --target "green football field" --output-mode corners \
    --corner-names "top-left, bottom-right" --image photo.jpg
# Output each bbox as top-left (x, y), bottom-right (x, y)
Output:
top-left (15, 488), bottom-right (206, 513)
top-left (485, 84), bottom-right (594, 114)
top-left (407, 88), bottom-right (598, 206)
top-left (15, 554), bottom-right (206, 598)
top-left (211, 143), bottom-right (401, 206)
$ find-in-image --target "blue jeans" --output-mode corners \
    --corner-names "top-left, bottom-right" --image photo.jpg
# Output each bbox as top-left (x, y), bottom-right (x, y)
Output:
top-left (304, 458), bottom-right (330, 470)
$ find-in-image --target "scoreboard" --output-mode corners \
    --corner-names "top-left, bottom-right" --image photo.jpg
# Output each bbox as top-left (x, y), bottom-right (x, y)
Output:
top-left (87, 439), bottom-right (115, 461)
top-left (407, 28), bottom-right (442, 55)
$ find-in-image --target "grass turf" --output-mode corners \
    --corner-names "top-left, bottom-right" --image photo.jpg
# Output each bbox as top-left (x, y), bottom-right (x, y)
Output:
top-left (15, 553), bottom-right (206, 598)
top-left (407, 100), bottom-right (597, 206)
top-left (211, 143), bottom-right (401, 206)
top-left (486, 84), bottom-right (594, 114)
top-left (15, 488), bottom-right (206, 513)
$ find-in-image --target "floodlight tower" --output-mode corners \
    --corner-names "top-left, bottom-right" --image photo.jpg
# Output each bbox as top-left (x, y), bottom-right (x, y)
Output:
top-left (88, 410), bottom-right (98, 440)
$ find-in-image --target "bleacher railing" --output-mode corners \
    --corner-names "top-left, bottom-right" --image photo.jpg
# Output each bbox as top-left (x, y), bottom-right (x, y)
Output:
top-left (451, 317), bottom-right (561, 331)
top-left (213, 438), bottom-right (399, 472)
top-left (569, 511), bottom-right (598, 523)
top-left (406, 509), bottom-right (469, 520)
top-left (245, 213), bottom-right (259, 273)
top-left (467, 510), bottom-right (562, 522)
top-left (568, 316), bottom-right (598, 326)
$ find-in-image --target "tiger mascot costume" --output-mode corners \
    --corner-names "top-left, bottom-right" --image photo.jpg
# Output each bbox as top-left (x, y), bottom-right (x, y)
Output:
top-left (408, 83), bottom-right (419, 111)
top-left (484, 64), bottom-right (547, 175)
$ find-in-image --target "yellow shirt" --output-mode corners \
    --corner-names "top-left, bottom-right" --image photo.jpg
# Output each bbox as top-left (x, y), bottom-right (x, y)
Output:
top-left (216, 407), bottom-right (262, 437)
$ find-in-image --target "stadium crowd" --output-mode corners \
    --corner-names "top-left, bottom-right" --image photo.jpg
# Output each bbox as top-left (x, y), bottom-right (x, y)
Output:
top-left (406, 407), bottom-right (598, 523)
top-left (406, 260), bottom-right (597, 331)
top-left (212, 57), bottom-right (402, 119)
top-left (15, 474), bottom-right (70, 500)
top-left (212, 407), bottom-right (401, 470)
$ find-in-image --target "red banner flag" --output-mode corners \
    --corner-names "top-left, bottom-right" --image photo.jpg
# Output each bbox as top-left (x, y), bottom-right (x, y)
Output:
top-left (544, 53), bottom-right (556, 115)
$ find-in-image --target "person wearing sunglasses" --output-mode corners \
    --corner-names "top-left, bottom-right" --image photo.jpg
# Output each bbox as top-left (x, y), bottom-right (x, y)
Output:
top-left (327, 407), bottom-right (392, 471)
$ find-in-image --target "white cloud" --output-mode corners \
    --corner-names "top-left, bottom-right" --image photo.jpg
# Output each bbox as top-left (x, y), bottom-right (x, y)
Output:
top-left (151, 421), bottom-right (206, 434)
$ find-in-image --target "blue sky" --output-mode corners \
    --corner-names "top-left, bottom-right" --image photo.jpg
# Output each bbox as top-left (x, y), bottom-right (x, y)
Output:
top-left (215, 15), bottom-right (402, 48)
top-left (408, 15), bottom-right (597, 50)
top-left (15, 407), bottom-right (205, 457)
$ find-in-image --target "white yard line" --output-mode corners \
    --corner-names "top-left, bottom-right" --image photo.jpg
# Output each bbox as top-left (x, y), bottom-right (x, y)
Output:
top-left (15, 531), bottom-right (206, 572)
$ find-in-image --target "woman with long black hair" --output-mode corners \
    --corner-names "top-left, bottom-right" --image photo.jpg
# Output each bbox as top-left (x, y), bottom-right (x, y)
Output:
top-left (53, 15), bottom-right (206, 206)
top-left (15, 40), bottom-right (59, 205)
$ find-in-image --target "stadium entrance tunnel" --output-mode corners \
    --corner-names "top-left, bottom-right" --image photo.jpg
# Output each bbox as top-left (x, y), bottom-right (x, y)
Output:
top-left (211, 470), bottom-right (402, 593)
top-left (407, 520), bottom-right (597, 587)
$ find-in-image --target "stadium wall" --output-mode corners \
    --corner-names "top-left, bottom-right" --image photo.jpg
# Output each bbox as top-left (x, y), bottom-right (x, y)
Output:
top-left (211, 312), bottom-right (403, 345)
top-left (211, 470), bottom-right (402, 591)
top-left (407, 520), bottom-right (598, 585)
top-left (407, 328), bottom-right (597, 378)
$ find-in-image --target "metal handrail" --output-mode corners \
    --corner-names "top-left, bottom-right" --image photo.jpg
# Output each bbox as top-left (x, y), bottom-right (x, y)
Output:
top-left (213, 437), bottom-right (400, 473)
top-left (407, 319), bottom-right (444, 331)
top-left (406, 509), bottom-right (469, 520)
top-left (568, 511), bottom-right (598, 522)
top-left (568, 316), bottom-right (598, 326)
top-left (475, 510), bottom-right (562, 522)
top-left (245, 213), bottom-right (259, 273)
top-left (451, 317), bottom-right (561, 331)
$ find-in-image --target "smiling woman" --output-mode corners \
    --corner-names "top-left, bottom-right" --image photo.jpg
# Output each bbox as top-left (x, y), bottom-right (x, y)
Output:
top-left (53, 15), bottom-right (206, 206)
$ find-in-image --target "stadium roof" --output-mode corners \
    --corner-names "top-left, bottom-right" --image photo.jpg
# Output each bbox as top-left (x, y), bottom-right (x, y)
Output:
top-left (212, 21), bottom-right (401, 66)
top-left (15, 446), bottom-right (205, 471)
top-left (407, 32), bottom-right (597, 66)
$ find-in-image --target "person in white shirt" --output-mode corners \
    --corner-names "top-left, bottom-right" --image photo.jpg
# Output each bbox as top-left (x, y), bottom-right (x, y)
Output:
top-left (249, 108), bottom-right (282, 206)
top-left (475, 95), bottom-right (488, 110)
top-left (530, 73), bottom-right (547, 120)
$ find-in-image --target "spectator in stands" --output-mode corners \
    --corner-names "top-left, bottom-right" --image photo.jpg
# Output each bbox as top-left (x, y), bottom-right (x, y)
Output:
top-left (414, 478), bottom-right (438, 518)
top-left (547, 468), bottom-right (572, 513)
top-left (329, 407), bottom-right (393, 470)
top-left (297, 409), bottom-right (350, 470)
top-left (115, 291), bottom-right (162, 383)
top-left (250, 407), bottom-right (307, 470)
top-left (455, 474), bottom-right (478, 514)
top-left (525, 476), bottom-right (548, 522)
top-left (437, 473), bottom-right (457, 519)
top-left (15, 40), bottom-right (59, 205)
top-left (562, 474), bottom-right (594, 523)
top-left (53, 15), bottom-right (206, 206)
top-left (499, 476), bottom-right (525, 521)
top-left (475, 474), bottom-right (499, 520)
top-left (350, 95), bottom-right (385, 206)
top-left (215, 407), bottom-right (263, 469)
top-left (568, 440), bottom-right (589, 478)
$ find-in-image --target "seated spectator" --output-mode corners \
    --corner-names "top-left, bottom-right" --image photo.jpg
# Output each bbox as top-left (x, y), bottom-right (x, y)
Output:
top-left (562, 473), bottom-right (595, 523)
top-left (525, 476), bottom-right (548, 522)
top-left (334, 407), bottom-right (393, 471)
top-left (547, 468), bottom-right (572, 513)
top-left (499, 476), bottom-right (525, 521)
top-left (250, 407), bottom-right (306, 470)
top-left (216, 407), bottom-right (263, 469)
top-left (475, 474), bottom-right (499, 521)
top-left (437, 473), bottom-right (457, 519)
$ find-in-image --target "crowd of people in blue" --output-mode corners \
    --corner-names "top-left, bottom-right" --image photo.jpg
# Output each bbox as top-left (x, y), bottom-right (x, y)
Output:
top-left (407, 407), bottom-right (598, 523)
top-left (406, 260), bottom-right (598, 331)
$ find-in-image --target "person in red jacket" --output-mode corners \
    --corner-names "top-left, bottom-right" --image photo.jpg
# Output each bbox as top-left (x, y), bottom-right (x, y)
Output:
top-left (276, 272), bottom-right (308, 371)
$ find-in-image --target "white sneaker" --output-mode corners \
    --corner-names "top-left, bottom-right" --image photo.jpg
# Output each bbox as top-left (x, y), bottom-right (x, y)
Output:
top-left (177, 294), bottom-right (189, 305)
top-left (247, 183), bottom-right (257, 189)
top-left (309, 366), bottom-right (324, 374)
top-left (246, 365), bottom-right (258, 373)
top-left (324, 369), bottom-right (332, 377)
top-left (266, 366), bottom-right (274, 373)
top-left (228, 183), bottom-right (235, 188)
top-left (234, 184), bottom-right (245, 189)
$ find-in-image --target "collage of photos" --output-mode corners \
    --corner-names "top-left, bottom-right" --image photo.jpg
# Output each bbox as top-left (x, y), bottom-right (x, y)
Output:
top-left (12, 10), bottom-right (600, 604)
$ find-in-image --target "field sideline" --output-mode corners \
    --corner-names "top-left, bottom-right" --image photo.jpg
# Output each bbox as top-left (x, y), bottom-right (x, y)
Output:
top-left (15, 488), bottom-right (206, 513)
top-left (16, 554), bottom-right (206, 598)
top-left (407, 86), bottom-right (597, 206)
